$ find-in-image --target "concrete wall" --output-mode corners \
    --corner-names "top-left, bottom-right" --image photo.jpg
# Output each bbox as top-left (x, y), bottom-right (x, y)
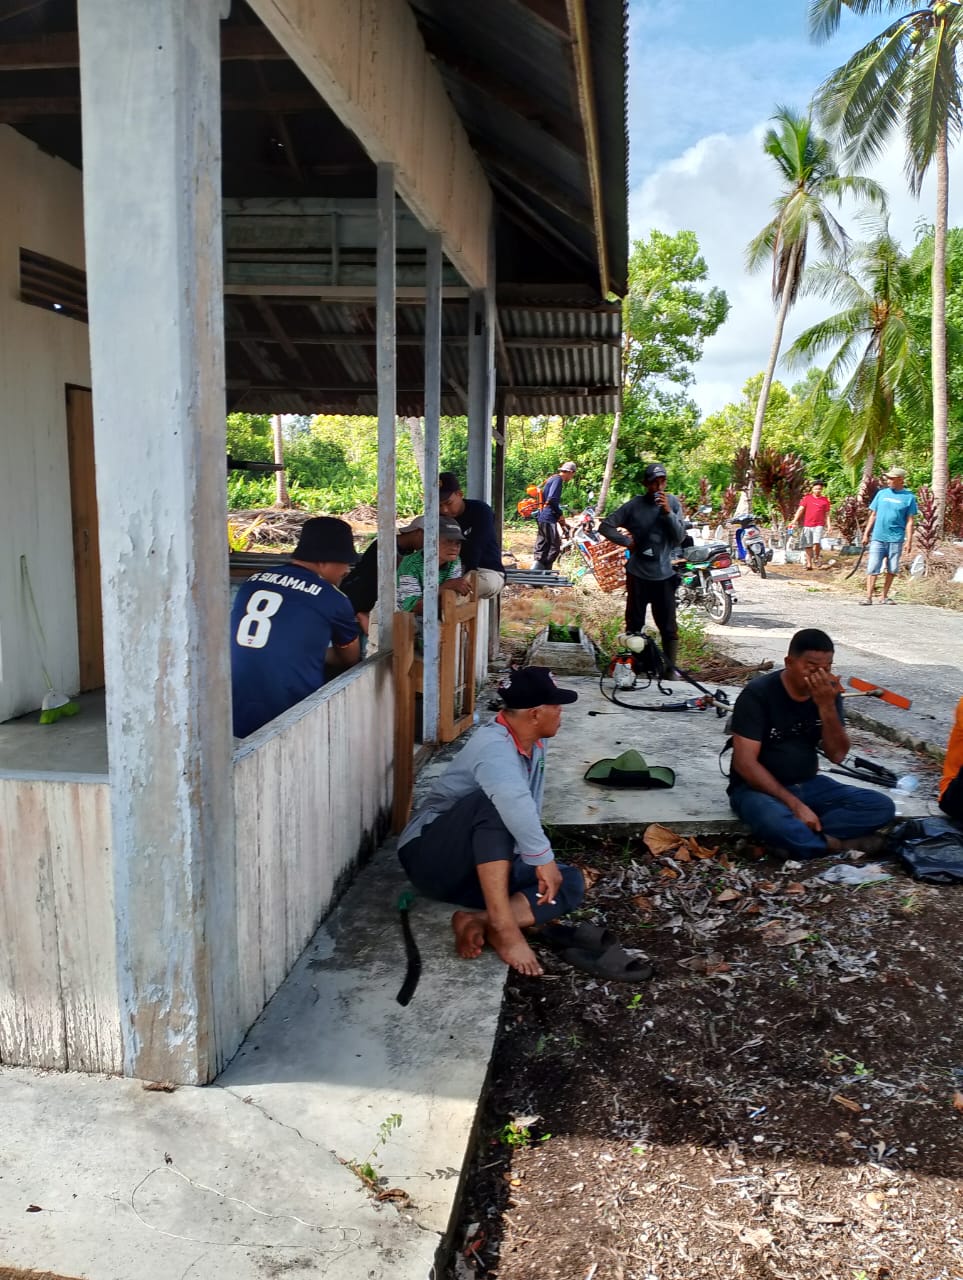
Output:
top-left (0, 775), bottom-right (121, 1072)
top-left (233, 655), bottom-right (395, 1033)
top-left (0, 126), bottom-right (90, 723)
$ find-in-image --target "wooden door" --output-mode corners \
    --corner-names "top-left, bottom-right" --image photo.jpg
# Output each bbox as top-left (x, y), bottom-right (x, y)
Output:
top-left (65, 386), bottom-right (104, 690)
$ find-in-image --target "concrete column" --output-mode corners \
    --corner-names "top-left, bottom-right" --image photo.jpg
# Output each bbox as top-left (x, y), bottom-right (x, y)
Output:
top-left (376, 164), bottom-right (398, 624)
top-left (78, 0), bottom-right (238, 1083)
top-left (466, 290), bottom-right (492, 502)
top-left (421, 233), bottom-right (443, 743)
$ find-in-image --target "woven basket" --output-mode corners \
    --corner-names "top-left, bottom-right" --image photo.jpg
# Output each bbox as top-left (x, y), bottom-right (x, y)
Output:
top-left (585, 541), bottom-right (627, 592)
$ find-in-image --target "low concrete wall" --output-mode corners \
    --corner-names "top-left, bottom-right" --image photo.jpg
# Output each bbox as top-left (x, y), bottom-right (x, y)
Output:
top-left (233, 654), bottom-right (395, 1032)
top-left (0, 775), bottom-right (121, 1073)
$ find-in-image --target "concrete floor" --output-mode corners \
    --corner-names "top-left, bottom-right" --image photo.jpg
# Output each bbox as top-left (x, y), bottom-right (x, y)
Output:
top-left (0, 659), bottom-right (937, 1279)
top-left (0, 690), bottom-right (108, 778)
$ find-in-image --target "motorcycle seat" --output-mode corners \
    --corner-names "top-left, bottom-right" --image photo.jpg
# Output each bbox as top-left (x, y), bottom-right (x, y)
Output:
top-left (683, 543), bottom-right (727, 564)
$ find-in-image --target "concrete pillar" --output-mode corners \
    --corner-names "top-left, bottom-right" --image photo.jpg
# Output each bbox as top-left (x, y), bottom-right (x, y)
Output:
top-left (421, 233), bottom-right (443, 743)
top-left (376, 164), bottom-right (398, 623)
top-left (78, 0), bottom-right (238, 1083)
top-left (466, 289), bottom-right (494, 502)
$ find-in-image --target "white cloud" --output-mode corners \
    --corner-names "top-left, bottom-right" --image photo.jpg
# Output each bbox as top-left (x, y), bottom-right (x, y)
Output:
top-left (630, 126), bottom-right (963, 416)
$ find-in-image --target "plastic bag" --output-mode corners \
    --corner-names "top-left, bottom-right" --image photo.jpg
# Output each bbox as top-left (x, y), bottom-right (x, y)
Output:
top-left (909, 553), bottom-right (926, 577)
top-left (889, 815), bottom-right (963, 883)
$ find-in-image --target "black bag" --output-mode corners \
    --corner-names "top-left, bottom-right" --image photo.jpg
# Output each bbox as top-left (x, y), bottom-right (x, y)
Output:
top-left (889, 816), bottom-right (963, 884)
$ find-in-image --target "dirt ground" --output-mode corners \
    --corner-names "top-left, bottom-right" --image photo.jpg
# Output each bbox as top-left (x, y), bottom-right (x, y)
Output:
top-left (448, 572), bottom-right (963, 1280)
top-left (448, 815), bottom-right (963, 1280)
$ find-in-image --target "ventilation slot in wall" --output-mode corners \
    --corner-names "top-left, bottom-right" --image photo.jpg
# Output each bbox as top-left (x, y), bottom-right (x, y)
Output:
top-left (20, 248), bottom-right (88, 324)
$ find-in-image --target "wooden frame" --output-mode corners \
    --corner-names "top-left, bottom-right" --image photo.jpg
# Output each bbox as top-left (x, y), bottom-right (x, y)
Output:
top-left (391, 580), bottom-right (479, 832)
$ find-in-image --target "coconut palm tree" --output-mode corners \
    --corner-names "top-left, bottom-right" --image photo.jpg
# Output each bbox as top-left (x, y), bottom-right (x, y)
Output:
top-left (784, 218), bottom-right (932, 483)
top-left (745, 107), bottom-right (885, 499)
top-left (809, 0), bottom-right (963, 528)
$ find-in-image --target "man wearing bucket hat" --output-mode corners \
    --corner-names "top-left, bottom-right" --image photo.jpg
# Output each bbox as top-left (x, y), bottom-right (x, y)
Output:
top-left (532, 461), bottom-right (578, 571)
top-left (599, 462), bottom-right (687, 673)
top-left (340, 516), bottom-right (425, 635)
top-left (231, 516), bottom-right (361, 738)
top-left (860, 468), bottom-right (917, 605)
top-left (398, 666), bottom-right (585, 976)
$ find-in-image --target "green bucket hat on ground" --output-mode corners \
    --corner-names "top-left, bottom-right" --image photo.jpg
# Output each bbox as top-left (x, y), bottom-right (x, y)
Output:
top-left (583, 748), bottom-right (675, 789)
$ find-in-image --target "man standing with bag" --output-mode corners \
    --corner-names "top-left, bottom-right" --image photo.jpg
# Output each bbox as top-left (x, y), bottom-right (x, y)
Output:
top-left (599, 462), bottom-right (687, 674)
top-left (532, 461), bottom-right (577, 571)
top-left (860, 467), bottom-right (917, 606)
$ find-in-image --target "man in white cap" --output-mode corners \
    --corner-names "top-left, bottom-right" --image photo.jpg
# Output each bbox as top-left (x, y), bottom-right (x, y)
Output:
top-left (532, 461), bottom-right (577, 571)
top-left (860, 468), bottom-right (917, 605)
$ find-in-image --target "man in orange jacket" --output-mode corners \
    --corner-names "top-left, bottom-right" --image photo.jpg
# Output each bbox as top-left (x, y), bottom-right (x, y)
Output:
top-left (939, 697), bottom-right (963, 822)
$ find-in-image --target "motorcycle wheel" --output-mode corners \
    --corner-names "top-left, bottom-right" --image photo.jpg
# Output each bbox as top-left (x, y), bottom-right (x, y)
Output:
top-left (751, 552), bottom-right (767, 579)
top-left (705, 585), bottom-right (732, 625)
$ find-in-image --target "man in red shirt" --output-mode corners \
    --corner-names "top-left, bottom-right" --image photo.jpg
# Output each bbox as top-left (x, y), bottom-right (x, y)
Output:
top-left (790, 480), bottom-right (832, 571)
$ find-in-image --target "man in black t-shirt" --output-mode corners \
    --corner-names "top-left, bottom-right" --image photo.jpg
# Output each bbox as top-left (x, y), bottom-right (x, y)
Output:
top-left (728, 628), bottom-right (895, 860)
top-left (439, 471), bottom-right (505, 599)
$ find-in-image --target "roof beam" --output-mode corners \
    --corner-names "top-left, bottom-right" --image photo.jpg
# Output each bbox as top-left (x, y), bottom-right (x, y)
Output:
top-left (476, 144), bottom-right (594, 231)
top-left (419, 24), bottom-right (584, 156)
top-left (246, 0), bottom-right (493, 290)
top-left (565, 0), bottom-right (610, 296)
top-left (0, 26), bottom-right (287, 70)
top-left (509, 0), bottom-right (571, 38)
top-left (227, 382), bottom-right (619, 397)
top-left (0, 92), bottom-right (325, 122)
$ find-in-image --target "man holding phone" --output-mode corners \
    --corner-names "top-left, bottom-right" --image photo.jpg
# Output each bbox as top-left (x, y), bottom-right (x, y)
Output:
top-left (599, 462), bottom-right (687, 674)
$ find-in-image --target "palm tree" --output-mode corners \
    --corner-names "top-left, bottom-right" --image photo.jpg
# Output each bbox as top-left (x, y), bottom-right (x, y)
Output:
top-left (809, 0), bottom-right (963, 528)
top-left (785, 217), bottom-right (931, 483)
top-left (745, 107), bottom-right (885, 500)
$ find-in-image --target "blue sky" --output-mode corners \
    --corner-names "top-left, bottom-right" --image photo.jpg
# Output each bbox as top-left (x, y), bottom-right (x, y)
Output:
top-left (624, 1), bottom-right (961, 413)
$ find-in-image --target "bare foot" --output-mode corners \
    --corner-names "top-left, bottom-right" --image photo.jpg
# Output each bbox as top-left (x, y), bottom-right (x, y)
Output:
top-left (486, 923), bottom-right (543, 976)
top-left (451, 910), bottom-right (486, 959)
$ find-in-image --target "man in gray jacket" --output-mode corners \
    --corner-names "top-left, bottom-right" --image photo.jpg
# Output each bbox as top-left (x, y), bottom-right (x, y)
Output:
top-left (398, 667), bottom-right (584, 976)
top-left (599, 461), bottom-right (687, 674)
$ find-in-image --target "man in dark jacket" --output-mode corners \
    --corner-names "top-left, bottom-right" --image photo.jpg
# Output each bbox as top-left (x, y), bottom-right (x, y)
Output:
top-left (438, 471), bottom-right (505, 599)
top-left (532, 461), bottom-right (577, 571)
top-left (599, 462), bottom-right (687, 672)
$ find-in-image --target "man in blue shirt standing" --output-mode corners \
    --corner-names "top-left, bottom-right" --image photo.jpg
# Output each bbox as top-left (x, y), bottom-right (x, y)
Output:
top-left (532, 461), bottom-right (577, 571)
top-left (231, 516), bottom-right (361, 737)
top-left (860, 467), bottom-right (918, 606)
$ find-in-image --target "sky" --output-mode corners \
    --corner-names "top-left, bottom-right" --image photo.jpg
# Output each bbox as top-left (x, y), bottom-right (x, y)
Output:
top-left (626, 0), bottom-right (963, 416)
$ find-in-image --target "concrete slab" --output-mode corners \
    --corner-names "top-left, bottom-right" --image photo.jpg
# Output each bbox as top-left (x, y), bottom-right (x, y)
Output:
top-left (0, 849), bottom-right (505, 1279)
top-left (526, 625), bottom-right (599, 675)
top-left (0, 691), bottom-right (108, 779)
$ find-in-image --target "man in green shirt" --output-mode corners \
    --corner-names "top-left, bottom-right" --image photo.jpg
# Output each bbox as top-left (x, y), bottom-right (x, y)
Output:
top-left (396, 516), bottom-right (473, 618)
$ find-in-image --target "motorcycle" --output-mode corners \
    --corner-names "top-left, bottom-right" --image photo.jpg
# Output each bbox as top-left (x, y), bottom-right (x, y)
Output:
top-left (729, 514), bottom-right (773, 577)
top-left (672, 529), bottom-right (738, 625)
top-left (557, 492), bottom-right (602, 576)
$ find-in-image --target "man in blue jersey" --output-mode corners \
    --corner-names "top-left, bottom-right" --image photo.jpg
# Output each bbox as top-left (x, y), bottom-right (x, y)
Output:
top-left (532, 461), bottom-right (577, 571)
top-left (231, 516), bottom-right (361, 738)
top-left (860, 468), bottom-right (917, 606)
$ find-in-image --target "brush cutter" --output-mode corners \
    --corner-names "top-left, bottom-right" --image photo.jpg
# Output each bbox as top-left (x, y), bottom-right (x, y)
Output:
top-left (841, 676), bottom-right (912, 711)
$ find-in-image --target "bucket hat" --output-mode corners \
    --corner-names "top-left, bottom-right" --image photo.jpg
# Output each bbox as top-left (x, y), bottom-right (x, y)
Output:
top-left (292, 517), bottom-right (359, 565)
top-left (583, 748), bottom-right (675, 789)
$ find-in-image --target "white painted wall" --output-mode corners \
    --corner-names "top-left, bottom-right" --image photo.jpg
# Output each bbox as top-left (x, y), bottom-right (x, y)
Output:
top-left (0, 126), bottom-right (91, 723)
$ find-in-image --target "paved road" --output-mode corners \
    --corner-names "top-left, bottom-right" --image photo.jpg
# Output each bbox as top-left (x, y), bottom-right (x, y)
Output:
top-left (704, 568), bottom-right (962, 756)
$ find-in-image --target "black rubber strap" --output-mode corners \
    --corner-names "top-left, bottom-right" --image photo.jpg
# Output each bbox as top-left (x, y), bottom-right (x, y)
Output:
top-left (396, 906), bottom-right (422, 1006)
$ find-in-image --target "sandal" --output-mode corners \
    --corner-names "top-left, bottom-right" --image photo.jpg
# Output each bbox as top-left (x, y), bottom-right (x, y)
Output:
top-left (539, 921), bottom-right (618, 954)
top-left (560, 942), bottom-right (655, 983)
